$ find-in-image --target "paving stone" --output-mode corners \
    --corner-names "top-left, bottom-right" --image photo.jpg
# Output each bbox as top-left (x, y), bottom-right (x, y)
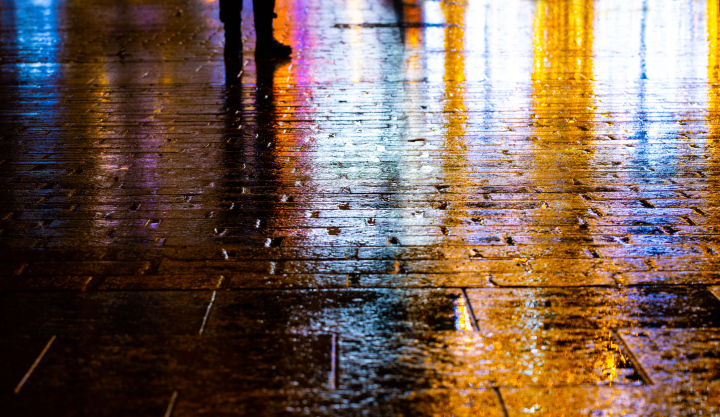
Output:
top-left (501, 384), bottom-right (720, 417)
top-left (340, 330), bottom-right (644, 391)
top-left (1, 393), bottom-right (169, 417)
top-left (0, 292), bottom-right (210, 336)
top-left (621, 271), bottom-right (720, 286)
top-left (620, 329), bottom-right (720, 385)
top-left (171, 388), bottom-right (506, 416)
top-left (98, 274), bottom-right (225, 290)
top-left (711, 286), bottom-right (720, 301)
top-left (466, 287), bottom-right (720, 330)
top-left (206, 289), bottom-right (461, 337)
top-left (15, 335), bottom-right (332, 393)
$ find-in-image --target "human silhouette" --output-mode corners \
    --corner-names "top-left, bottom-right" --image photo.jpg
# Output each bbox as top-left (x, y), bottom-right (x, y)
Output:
top-left (220, 0), bottom-right (292, 58)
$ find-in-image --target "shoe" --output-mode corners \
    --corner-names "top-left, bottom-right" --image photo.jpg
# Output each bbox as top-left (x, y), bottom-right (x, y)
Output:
top-left (255, 38), bottom-right (292, 58)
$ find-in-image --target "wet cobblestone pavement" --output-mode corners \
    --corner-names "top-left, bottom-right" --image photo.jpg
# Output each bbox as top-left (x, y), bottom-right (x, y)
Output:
top-left (2, 0), bottom-right (720, 415)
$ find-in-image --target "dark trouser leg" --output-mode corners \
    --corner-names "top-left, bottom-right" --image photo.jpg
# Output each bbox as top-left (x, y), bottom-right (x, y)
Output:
top-left (252, 0), bottom-right (275, 44)
top-left (219, 0), bottom-right (242, 24)
top-left (220, 0), bottom-right (242, 51)
top-left (253, 0), bottom-right (292, 57)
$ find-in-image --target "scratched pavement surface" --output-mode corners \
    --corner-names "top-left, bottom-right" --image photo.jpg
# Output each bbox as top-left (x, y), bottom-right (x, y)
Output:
top-left (1, 0), bottom-right (719, 415)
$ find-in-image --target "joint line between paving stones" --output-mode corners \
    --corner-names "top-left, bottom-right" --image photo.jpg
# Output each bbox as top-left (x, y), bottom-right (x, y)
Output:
top-left (611, 330), bottom-right (654, 386)
top-left (199, 290), bottom-right (217, 335)
top-left (14, 335), bottom-right (56, 394)
top-left (82, 276), bottom-right (93, 291)
top-left (164, 390), bottom-right (179, 417)
top-left (493, 387), bottom-right (510, 417)
top-left (461, 288), bottom-right (480, 332)
top-left (710, 286), bottom-right (720, 302)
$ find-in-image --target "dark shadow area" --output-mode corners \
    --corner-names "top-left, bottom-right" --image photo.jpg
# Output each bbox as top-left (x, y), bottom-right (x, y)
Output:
top-left (220, 0), bottom-right (291, 58)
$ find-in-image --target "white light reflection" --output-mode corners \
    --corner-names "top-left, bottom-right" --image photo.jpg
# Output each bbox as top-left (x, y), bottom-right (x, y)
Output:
top-left (594, 0), bottom-right (708, 166)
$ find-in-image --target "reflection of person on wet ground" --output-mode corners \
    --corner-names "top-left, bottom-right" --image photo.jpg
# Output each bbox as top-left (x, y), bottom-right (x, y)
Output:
top-left (220, 0), bottom-right (292, 58)
top-left (221, 48), bottom-right (286, 253)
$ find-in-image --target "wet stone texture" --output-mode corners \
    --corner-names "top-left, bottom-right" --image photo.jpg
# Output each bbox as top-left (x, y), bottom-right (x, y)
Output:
top-left (2, 0), bottom-right (720, 414)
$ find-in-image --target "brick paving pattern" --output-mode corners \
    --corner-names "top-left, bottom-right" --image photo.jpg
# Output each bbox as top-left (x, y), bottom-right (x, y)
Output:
top-left (1, 0), bottom-right (719, 415)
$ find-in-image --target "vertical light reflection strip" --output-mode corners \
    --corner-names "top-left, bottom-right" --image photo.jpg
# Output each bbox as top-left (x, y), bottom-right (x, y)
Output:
top-left (273, 0), bottom-right (320, 235)
top-left (423, 2), bottom-right (444, 83)
top-left (439, 2), bottom-right (474, 348)
top-left (708, 0), bottom-right (719, 127)
top-left (12, 0), bottom-right (60, 85)
top-left (707, 0), bottom-right (720, 222)
top-left (346, 0), bottom-right (364, 83)
top-left (399, 0), bottom-right (431, 218)
top-left (275, 0), bottom-right (317, 84)
top-left (455, 292), bottom-right (474, 332)
top-left (401, 0), bottom-right (426, 145)
top-left (440, 0), bottom-right (468, 193)
top-left (430, 0), bottom-right (469, 263)
top-left (530, 0), bottom-right (596, 201)
top-left (640, 1), bottom-right (706, 141)
top-left (531, 0), bottom-right (628, 386)
top-left (404, 0), bottom-right (423, 49)
top-left (404, 0), bottom-right (425, 81)
top-left (593, 0), bottom-right (642, 82)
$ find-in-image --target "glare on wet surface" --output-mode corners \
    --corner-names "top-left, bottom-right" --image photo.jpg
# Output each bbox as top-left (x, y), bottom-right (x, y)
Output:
top-left (1, 0), bottom-right (720, 414)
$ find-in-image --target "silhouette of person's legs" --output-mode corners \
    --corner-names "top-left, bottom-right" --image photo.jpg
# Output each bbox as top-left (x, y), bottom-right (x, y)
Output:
top-left (219, 0), bottom-right (242, 54)
top-left (253, 0), bottom-right (292, 58)
top-left (219, 0), bottom-right (292, 58)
